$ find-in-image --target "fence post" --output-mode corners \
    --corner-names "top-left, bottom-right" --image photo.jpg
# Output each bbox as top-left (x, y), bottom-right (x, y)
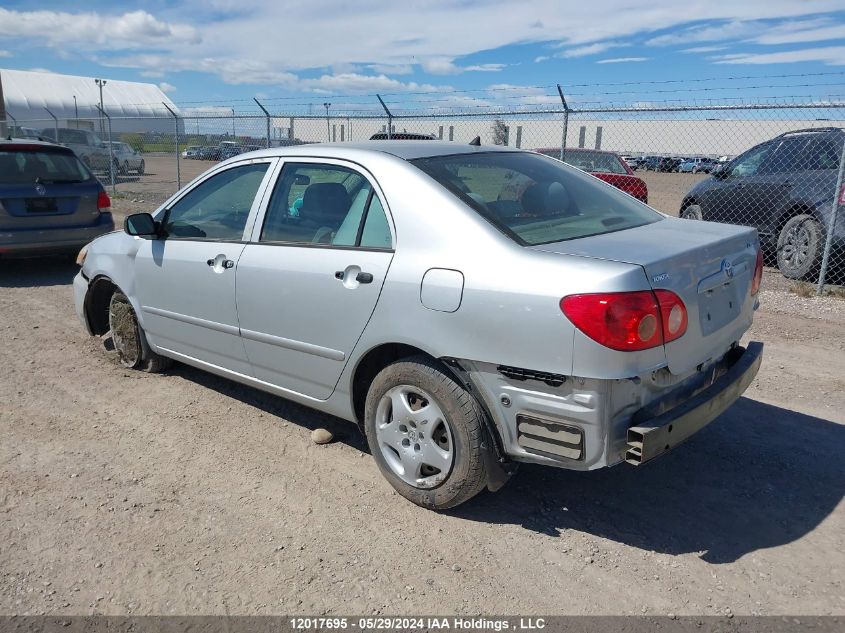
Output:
top-left (254, 98), bottom-right (272, 148)
top-left (377, 95), bottom-right (392, 139)
top-left (557, 84), bottom-right (570, 161)
top-left (96, 105), bottom-right (116, 196)
top-left (817, 133), bottom-right (845, 294)
top-left (43, 107), bottom-right (59, 146)
top-left (162, 102), bottom-right (181, 190)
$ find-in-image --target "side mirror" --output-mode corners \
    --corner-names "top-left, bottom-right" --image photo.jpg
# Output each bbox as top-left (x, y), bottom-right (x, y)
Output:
top-left (125, 213), bottom-right (159, 237)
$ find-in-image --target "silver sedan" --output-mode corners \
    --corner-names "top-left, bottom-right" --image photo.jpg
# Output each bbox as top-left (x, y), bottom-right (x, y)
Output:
top-left (73, 141), bottom-right (763, 509)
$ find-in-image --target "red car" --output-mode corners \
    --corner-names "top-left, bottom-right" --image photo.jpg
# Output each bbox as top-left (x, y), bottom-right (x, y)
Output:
top-left (535, 148), bottom-right (648, 204)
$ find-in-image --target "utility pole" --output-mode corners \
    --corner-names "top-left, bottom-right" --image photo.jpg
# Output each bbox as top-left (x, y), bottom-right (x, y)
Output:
top-left (73, 95), bottom-right (78, 128)
top-left (323, 102), bottom-right (331, 142)
top-left (94, 78), bottom-right (106, 137)
top-left (231, 108), bottom-right (235, 138)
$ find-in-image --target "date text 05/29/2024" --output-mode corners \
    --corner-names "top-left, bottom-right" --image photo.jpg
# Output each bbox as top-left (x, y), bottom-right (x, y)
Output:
top-left (289, 617), bottom-right (547, 630)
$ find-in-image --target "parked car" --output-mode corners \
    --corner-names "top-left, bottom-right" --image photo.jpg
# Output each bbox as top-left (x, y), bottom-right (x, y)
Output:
top-left (218, 146), bottom-right (243, 160)
top-left (535, 147), bottom-right (648, 203)
top-left (680, 127), bottom-right (845, 279)
top-left (183, 146), bottom-right (202, 159)
top-left (620, 155), bottom-right (641, 170)
top-left (38, 127), bottom-right (111, 171)
top-left (369, 132), bottom-right (436, 140)
top-left (640, 156), bottom-right (664, 171)
top-left (74, 141), bottom-right (763, 509)
top-left (197, 146), bottom-right (217, 160)
top-left (678, 157), bottom-right (718, 173)
top-left (108, 142), bottom-right (145, 175)
top-left (0, 139), bottom-right (114, 256)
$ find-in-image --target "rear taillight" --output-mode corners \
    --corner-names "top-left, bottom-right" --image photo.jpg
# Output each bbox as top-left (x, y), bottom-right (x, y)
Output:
top-left (654, 289), bottom-right (688, 343)
top-left (560, 290), bottom-right (687, 352)
top-left (97, 191), bottom-right (111, 212)
top-left (751, 248), bottom-right (763, 296)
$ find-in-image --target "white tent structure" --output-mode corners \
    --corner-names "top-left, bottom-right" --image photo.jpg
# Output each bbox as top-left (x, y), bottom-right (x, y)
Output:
top-left (0, 68), bottom-right (181, 134)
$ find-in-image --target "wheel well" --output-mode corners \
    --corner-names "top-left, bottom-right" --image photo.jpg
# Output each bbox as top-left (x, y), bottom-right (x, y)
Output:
top-left (84, 276), bottom-right (118, 335)
top-left (351, 343), bottom-right (431, 425)
top-left (680, 197), bottom-right (696, 212)
top-left (776, 204), bottom-right (816, 235)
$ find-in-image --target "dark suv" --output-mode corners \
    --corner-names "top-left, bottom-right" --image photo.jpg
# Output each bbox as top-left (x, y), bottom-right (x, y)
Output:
top-left (680, 128), bottom-right (844, 279)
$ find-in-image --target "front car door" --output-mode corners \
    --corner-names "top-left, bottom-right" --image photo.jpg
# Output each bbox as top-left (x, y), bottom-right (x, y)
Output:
top-left (134, 159), bottom-right (276, 374)
top-left (698, 141), bottom-right (777, 225)
top-left (235, 160), bottom-right (395, 399)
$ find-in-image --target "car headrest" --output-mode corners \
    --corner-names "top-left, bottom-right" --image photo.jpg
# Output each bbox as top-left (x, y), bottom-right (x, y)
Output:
top-left (299, 182), bottom-right (351, 227)
top-left (521, 180), bottom-right (573, 216)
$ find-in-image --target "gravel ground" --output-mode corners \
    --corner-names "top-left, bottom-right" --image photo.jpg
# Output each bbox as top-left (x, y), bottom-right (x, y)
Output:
top-left (1, 254), bottom-right (843, 616)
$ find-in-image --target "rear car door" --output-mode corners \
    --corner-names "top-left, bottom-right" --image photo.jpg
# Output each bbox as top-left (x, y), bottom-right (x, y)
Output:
top-left (134, 159), bottom-right (276, 374)
top-left (236, 160), bottom-right (395, 399)
top-left (745, 137), bottom-right (808, 240)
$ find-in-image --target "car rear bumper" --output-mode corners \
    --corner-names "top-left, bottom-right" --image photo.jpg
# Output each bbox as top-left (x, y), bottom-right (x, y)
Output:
top-left (0, 213), bottom-right (114, 255)
top-left (625, 341), bottom-right (763, 465)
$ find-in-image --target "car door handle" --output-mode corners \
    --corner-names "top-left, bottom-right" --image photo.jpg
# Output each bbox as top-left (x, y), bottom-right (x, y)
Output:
top-left (208, 258), bottom-right (234, 269)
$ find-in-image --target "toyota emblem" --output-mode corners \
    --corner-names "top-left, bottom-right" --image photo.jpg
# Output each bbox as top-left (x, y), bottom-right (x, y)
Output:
top-left (34, 184), bottom-right (47, 196)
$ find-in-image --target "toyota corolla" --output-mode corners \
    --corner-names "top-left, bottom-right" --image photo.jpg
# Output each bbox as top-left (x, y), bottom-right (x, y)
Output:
top-left (74, 141), bottom-right (763, 509)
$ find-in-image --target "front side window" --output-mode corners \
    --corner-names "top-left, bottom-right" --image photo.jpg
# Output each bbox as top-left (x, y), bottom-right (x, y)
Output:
top-left (163, 163), bottom-right (269, 240)
top-left (763, 138), bottom-right (808, 174)
top-left (260, 163), bottom-right (392, 248)
top-left (411, 151), bottom-right (661, 246)
top-left (729, 143), bottom-right (776, 178)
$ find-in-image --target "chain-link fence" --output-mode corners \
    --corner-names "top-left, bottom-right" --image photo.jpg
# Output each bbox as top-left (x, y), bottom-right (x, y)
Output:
top-left (5, 98), bottom-right (844, 292)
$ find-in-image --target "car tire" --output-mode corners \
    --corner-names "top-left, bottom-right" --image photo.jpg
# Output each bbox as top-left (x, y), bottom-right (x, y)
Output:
top-left (364, 355), bottom-right (490, 509)
top-left (137, 160), bottom-right (145, 175)
top-left (681, 204), bottom-right (704, 220)
top-left (777, 214), bottom-right (823, 280)
top-left (122, 160), bottom-right (130, 175)
top-left (108, 291), bottom-right (172, 373)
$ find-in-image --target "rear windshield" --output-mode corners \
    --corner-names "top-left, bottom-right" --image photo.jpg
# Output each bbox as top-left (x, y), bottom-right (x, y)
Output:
top-left (411, 151), bottom-right (662, 245)
top-left (562, 150), bottom-right (627, 175)
top-left (0, 148), bottom-right (94, 185)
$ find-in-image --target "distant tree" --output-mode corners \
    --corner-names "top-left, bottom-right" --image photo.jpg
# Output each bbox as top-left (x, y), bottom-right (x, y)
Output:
top-left (492, 119), bottom-right (508, 145)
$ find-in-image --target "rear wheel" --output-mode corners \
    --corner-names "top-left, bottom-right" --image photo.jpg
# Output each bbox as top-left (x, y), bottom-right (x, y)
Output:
top-left (777, 214), bottom-right (823, 280)
top-left (364, 356), bottom-right (490, 509)
top-left (137, 160), bottom-right (145, 175)
top-left (681, 204), bottom-right (703, 220)
top-left (108, 291), bottom-right (172, 373)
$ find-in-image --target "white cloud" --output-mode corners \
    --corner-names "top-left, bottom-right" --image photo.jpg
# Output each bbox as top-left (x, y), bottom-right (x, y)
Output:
top-left (368, 63), bottom-right (414, 75)
top-left (754, 23), bottom-right (845, 44)
top-left (464, 63), bottom-right (507, 72)
top-left (26, 67), bottom-right (53, 73)
top-left (682, 45), bottom-right (728, 53)
top-left (420, 57), bottom-right (461, 75)
top-left (140, 70), bottom-right (164, 78)
top-left (596, 57), bottom-right (649, 64)
top-left (0, 50), bottom-right (11, 58)
top-left (713, 46), bottom-right (845, 65)
top-left (0, 8), bottom-right (200, 50)
top-left (558, 41), bottom-right (621, 58)
top-left (298, 73), bottom-right (448, 94)
top-left (534, 55), bottom-right (550, 62)
top-left (158, 81), bottom-right (176, 93)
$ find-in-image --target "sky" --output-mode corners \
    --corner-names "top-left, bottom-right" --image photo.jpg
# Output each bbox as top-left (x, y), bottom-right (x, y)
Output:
top-left (0, 1), bottom-right (844, 115)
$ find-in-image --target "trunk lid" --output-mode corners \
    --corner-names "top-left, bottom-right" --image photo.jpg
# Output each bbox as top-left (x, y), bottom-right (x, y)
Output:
top-left (532, 216), bottom-right (759, 375)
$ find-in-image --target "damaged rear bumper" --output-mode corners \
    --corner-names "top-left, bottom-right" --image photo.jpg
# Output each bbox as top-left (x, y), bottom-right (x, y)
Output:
top-left (625, 341), bottom-right (764, 465)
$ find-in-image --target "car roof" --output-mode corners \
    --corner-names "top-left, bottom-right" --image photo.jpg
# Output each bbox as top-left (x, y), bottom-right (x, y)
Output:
top-left (0, 138), bottom-right (72, 151)
top-left (235, 140), bottom-right (521, 163)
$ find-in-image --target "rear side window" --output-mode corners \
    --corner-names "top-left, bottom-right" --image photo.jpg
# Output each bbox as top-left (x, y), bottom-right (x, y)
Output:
top-left (411, 151), bottom-right (661, 246)
top-left (0, 148), bottom-right (93, 184)
top-left (805, 137), bottom-right (843, 170)
top-left (261, 163), bottom-right (392, 249)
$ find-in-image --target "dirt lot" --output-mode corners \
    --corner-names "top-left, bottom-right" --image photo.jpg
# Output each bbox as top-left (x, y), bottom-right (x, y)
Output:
top-left (2, 159), bottom-right (844, 617)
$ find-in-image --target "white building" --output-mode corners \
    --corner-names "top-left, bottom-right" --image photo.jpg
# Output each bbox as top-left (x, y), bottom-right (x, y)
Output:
top-left (0, 68), bottom-right (181, 135)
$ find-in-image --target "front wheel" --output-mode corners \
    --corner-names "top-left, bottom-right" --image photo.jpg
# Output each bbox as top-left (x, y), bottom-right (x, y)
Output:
top-left (108, 291), bottom-right (172, 373)
top-left (364, 356), bottom-right (491, 509)
top-left (777, 214), bottom-right (823, 280)
top-left (137, 160), bottom-right (145, 175)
